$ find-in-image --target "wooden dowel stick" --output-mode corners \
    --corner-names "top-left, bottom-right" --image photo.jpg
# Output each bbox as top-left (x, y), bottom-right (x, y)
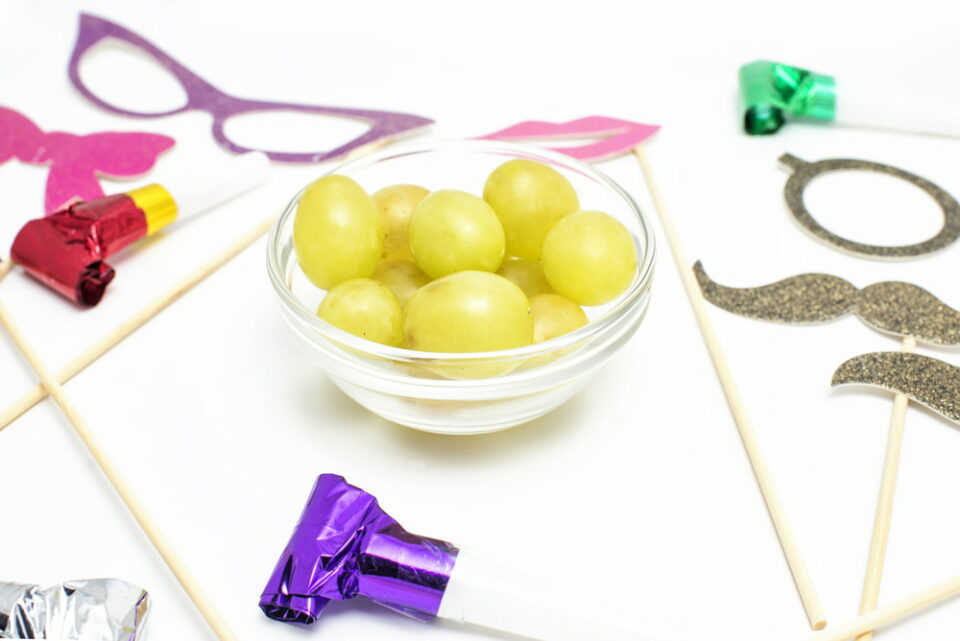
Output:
top-left (0, 215), bottom-right (275, 433)
top-left (802, 573), bottom-right (960, 641)
top-left (633, 144), bottom-right (827, 630)
top-left (856, 334), bottom-right (917, 641)
top-left (0, 302), bottom-right (239, 641)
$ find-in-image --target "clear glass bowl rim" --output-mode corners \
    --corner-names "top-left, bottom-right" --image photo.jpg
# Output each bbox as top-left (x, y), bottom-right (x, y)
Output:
top-left (266, 139), bottom-right (656, 363)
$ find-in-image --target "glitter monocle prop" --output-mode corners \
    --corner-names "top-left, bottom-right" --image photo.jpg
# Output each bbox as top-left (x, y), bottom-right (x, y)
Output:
top-left (779, 154), bottom-right (960, 260)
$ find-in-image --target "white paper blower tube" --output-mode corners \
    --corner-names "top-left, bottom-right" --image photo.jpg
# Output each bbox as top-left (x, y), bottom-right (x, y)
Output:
top-left (835, 78), bottom-right (960, 139)
top-left (162, 151), bottom-right (271, 220)
top-left (437, 550), bottom-right (660, 641)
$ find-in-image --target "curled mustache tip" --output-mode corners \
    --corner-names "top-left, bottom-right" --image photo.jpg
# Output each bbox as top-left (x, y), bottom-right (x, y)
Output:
top-left (858, 282), bottom-right (960, 346)
top-left (694, 261), bottom-right (858, 324)
top-left (832, 352), bottom-right (960, 424)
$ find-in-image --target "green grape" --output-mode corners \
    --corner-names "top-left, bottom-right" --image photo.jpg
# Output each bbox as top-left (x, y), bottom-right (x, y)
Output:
top-left (482, 159), bottom-right (580, 261)
top-left (294, 175), bottom-right (383, 290)
top-left (409, 190), bottom-right (505, 279)
top-left (529, 293), bottom-right (588, 342)
top-left (404, 271), bottom-right (532, 352)
top-left (542, 210), bottom-right (637, 306)
top-left (370, 260), bottom-right (431, 307)
top-left (372, 184), bottom-right (429, 262)
top-left (496, 256), bottom-right (553, 298)
top-left (317, 278), bottom-right (403, 347)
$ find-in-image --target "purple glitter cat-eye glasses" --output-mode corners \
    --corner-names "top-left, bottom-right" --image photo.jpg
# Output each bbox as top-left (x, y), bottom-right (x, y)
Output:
top-left (68, 13), bottom-right (434, 163)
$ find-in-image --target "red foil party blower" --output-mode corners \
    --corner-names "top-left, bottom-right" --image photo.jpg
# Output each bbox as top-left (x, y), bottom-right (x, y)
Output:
top-left (10, 152), bottom-right (270, 306)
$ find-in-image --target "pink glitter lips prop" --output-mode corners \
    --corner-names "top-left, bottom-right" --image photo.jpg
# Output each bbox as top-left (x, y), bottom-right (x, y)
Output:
top-left (477, 116), bottom-right (660, 162)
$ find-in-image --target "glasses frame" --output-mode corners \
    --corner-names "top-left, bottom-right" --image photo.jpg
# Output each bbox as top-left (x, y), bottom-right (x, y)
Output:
top-left (68, 13), bottom-right (434, 164)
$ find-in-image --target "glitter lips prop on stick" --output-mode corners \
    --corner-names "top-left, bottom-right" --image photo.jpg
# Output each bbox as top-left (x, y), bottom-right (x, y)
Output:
top-left (739, 59), bottom-right (960, 138)
top-left (9, 151), bottom-right (270, 306)
top-left (260, 474), bottom-right (656, 641)
top-left (0, 578), bottom-right (149, 640)
top-left (477, 116), bottom-right (660, 161)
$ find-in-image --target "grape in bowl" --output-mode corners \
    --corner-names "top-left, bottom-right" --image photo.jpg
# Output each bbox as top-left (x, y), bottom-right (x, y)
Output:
top-left (266, 140), bottom-right (655, 434)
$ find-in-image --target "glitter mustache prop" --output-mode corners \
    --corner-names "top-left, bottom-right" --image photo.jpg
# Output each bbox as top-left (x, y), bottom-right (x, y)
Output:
top-left (0, 578), bottom-right (149, 640)
top-left (833, 352), bottom-right (960, 424)
top-left (10, 151), bottom-right (269, 305)
top-left (739, 60), bottom-right (960, 138)
top-left (694, 263), bottom-right (960, 641)
top-left (694, 264), bottom-right (960, 345)
top-left (261, 475), bottom-right (656, 641)
top-left (69, 13), bottom-right (433, 163)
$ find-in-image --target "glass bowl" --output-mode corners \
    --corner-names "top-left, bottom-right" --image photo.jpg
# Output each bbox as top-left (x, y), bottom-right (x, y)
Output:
top-left (266, 140), bottom-right (655, 434)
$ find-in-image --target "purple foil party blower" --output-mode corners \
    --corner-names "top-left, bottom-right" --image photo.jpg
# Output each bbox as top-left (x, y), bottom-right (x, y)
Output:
top-left (259, 474), bottom-right (458, 623)
top-left (260, 474), bottom-right (658, 641)
top-left (69, 14), bottom-right (434, 163)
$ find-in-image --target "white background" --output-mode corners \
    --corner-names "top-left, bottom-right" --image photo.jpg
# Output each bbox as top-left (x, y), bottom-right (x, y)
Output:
top-left (2, 1), bottom-right (960, 640)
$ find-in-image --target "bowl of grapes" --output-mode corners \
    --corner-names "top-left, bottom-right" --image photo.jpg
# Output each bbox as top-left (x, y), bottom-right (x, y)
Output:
top-left (266, 140), bottom-right (655, 434)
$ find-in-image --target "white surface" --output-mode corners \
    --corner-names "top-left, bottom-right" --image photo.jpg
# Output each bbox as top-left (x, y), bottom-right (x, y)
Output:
top-left (2, 2), bottom-right (960, 641)
top-left (163, 151), bottom-right (271, 222)
top-left (836, 77), bottom-right (960, 139)
top-left (438, 549), bottom-right (655, 640)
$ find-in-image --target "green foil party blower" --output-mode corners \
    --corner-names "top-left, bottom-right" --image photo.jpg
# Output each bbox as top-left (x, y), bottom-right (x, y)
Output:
top-left (740, 60), bottom-right (836, 134)
top-left (739, 59), bottom-right (960, 137)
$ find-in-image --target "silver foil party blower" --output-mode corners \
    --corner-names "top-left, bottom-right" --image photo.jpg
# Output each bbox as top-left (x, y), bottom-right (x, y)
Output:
top-left (0, 579), bottom-right (149, 640)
